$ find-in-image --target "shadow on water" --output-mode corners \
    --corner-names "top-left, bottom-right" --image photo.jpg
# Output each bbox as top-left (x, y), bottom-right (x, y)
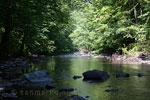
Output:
top-left (21, 54), bottom-right (150, 100)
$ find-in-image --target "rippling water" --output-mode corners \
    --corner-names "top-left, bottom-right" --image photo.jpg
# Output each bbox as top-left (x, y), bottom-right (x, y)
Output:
top-left (21, 54), bottom-right (150, 100)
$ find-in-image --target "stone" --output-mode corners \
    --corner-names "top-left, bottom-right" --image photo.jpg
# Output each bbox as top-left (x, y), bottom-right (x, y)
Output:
top-left (31, 54), bottom-right (38, 58)
top-left (105, 89), bottom-right (118, 92)
top-left (59, 88), bottom-right (74, 92)
top-left (0, 87), bottom-right (5, 94)
top-left (45, 84), bottom-right (57, 89)
top-left (73, 76), bottom-right (82, 79)
top-left (23, 70), bottom-right (53, 88)
top-left (54, 69), bottom-right (64, 72)
top-left (34, 65), bottom-right (39, 68)
top-left (137, 73), bottom-right (143, 77)
top-left (11, 78), bottom-right (23, 82)
top-left (105, 85), bottom-right (111, 87)
top-left (85, 96), bottom-right (89, 98)
top-left (137, 53), bottom-right (146, 58)
top-left (1, 93), bottom-right (18, 99)
top-left (2, 72), bottom-right (21, 80)
top-left (25, 82), bottom-right (49, 88)
top-left (0, 81), bottom-right (13, 87)
top-left (116, 73), bottom-right (130, 78)
top-left (12, 80), bottom-right (27, 87)
top-left (57, 76), bottom-right (73, 79)
top-left (69, 94), bottom-right (86, 100)
top-left (82, 70), bottom-right (109, 81)
top-left (24, 70), bottom-right (53, 83)
top-left (79, 49), bottom-right (91, 54)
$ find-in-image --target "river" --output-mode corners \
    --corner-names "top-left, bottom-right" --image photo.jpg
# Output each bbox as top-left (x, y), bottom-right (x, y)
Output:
top-left (22, 54), bottom-right (150, 100)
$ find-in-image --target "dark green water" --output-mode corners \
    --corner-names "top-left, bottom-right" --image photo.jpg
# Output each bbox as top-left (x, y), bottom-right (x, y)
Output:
top-left (21, 54), bottom-right (150, 100)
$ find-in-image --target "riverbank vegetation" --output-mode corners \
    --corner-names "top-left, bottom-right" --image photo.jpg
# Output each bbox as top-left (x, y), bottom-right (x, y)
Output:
top-left (0, 0), bottom-right (150, 58)
top-left (70, 0), bottom-right (150, 55)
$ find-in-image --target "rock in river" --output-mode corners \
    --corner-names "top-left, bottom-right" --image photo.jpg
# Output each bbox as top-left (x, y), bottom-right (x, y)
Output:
top-left (137, 73), bottom-right (143, 77)
top-left (105, 89), bottom-right (119, 92)
top-left (45, 84), bottom-right (58, 89)
top-left (59, 88), bottom-right (74, 92)
top-left (73, 76), bottom-right (82, 79)
top-left (24, 70), bottom-right (53, 83)
top-left (1, 93), bottom-right (18, 99)
top-left (69, 94), bottom-right (86, 100)
top-left (116, 73), bottom-right (130, 78)
top-left (82, 70), bottom-right (109, 81)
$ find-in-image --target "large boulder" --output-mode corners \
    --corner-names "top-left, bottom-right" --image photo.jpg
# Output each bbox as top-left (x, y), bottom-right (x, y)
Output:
top-left (24, 70), bottom-right (53, 83)
top-left (82, 70), bottom-right (109, 81)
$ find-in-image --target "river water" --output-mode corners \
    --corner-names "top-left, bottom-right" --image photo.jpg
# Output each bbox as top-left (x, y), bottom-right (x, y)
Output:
top-left (22, 54), bottom-right (150, 100)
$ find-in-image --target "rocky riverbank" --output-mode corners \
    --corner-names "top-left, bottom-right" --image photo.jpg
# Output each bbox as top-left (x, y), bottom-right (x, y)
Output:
top-left (79, 51), bottom-right (150, 65)
top-left (0, 56), bottom-right (48, 99)
top-left (97, 53), bottom-right (150, 65)
top-left (111, 53), bottom-right (150, 64)
top-left (0, 55), bottom-right (88, 100)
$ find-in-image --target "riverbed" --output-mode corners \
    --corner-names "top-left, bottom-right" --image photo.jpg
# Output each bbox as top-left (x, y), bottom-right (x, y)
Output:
top-left (4, 54), bottom-right (150, 100)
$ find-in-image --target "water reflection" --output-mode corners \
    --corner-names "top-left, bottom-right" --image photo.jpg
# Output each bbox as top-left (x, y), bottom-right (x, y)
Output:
top-left (23, 55), bottom-right (150, 100)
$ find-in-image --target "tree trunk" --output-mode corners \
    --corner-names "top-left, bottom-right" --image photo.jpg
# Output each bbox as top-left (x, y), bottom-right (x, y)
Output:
top-left (134, 7), bottom-right (138, 23)
top-left (0, 0), bottom-right (12, 57)
top-left (19, 33), bottom-right (25, 56)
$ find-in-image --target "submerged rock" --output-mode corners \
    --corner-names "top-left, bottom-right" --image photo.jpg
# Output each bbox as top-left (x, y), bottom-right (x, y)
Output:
top-left (25, 82), bottom-right (50, 88)
top-left (69, 94), bottom-right (86, 100)
top-left (116, 73), bottom-right (130, 78)
top-left (54, 69), bottom-right (64, 72)
top-left (57, 76), bottom-right (73, 79)
top-left (82, 70), bottom-right (109, 81)
top-left (105, 85), bottom-right (111, 87)
top-left (45, 84), bottom-right (58, 89)
top-left (105, 89), bottom-right (118, 92)
top-left (24, 70), bottom-right (53, 83)
top-left (59, 88), bottom-right (74, 92)
top-left (73, 76), bottom-right (82, 79)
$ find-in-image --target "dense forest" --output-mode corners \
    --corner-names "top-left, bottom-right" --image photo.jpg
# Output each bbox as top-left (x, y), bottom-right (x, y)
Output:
top-left (0, 0), bottom-right (150, 57)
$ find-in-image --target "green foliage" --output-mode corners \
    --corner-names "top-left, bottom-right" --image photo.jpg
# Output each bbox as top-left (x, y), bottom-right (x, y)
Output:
top-left (0, 0), bottom-right (150, 57)
top-left (69, 0), bottom-right (150, 54)
top-left (0, 0), bottom-right (75, 56)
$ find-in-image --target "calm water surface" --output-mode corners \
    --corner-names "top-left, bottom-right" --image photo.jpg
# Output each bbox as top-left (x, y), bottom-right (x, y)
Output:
top-left (22, 54), bottom-right (150, 100)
